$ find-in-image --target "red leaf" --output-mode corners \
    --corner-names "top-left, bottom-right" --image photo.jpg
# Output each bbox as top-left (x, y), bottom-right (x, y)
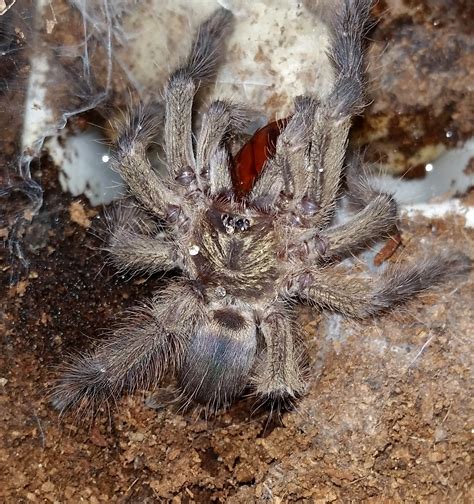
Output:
top-left (232, 118), bottom-right (289, 197)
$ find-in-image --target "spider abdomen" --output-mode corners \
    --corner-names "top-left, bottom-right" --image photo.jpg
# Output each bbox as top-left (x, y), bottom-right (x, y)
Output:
top-left (178, 307), bottom-right (257, 406)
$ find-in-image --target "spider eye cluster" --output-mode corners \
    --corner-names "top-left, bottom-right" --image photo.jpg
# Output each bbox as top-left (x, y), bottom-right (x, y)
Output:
top-left (221, 213), bottom-right (251, 234)
top-left (175, 169), bottom-right (196, 186)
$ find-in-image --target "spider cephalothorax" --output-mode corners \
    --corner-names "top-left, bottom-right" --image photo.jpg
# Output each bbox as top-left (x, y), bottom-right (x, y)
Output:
top-left (53, 1), bottom-right (470, 415)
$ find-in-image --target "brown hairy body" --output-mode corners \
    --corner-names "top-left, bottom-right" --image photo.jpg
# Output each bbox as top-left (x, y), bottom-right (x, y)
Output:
top-left (52, 1), bottom-right (471, 416)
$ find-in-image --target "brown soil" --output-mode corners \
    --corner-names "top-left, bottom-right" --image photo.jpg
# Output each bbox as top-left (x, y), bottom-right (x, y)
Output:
top-left (1, 1), bottom-right (474, 502)
top-left (1, 159), bottom-right (473, 503)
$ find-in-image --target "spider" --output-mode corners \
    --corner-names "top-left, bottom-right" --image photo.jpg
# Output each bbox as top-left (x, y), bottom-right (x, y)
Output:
top-left (52, 1), bottom-right (470, 415)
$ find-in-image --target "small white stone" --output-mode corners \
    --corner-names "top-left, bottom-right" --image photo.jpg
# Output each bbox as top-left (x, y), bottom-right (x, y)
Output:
top-left (189, 244), bottom-right (200, 256)
top-left (215, 286), bottom-right (226, 298)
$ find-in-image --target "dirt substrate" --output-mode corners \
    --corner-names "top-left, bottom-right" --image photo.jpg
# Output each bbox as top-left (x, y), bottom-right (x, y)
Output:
top-left (1, 160), bottom-right (473, 503)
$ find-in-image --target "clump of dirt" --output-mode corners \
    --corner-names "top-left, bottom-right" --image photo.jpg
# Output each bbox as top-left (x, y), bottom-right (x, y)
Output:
top-left (354, 0), bottom-right (474, 176)
top-left (1, 158), bottom-right (472, 502)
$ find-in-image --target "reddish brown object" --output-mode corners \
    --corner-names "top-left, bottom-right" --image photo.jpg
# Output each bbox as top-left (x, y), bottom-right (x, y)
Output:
top-left (232, 118), bottom-right (289, 197)
top-left (374, 231), bottom-right (403, 266)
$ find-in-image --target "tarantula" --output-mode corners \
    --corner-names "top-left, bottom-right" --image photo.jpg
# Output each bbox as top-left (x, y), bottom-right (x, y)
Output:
top-left (53, 0), bottom-right (470, 415)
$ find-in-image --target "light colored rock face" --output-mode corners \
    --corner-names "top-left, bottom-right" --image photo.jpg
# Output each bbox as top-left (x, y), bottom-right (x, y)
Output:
top-left (117, 0), bottom-right (474, 177)
top-left (8, 0), bottom-right (472, 209)
top-left (119, 0), bottom-right (334, 118)
top-left (18, 0), bottom-right (336, 206)
top-left (4, 0), bottom-right (472, 255)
